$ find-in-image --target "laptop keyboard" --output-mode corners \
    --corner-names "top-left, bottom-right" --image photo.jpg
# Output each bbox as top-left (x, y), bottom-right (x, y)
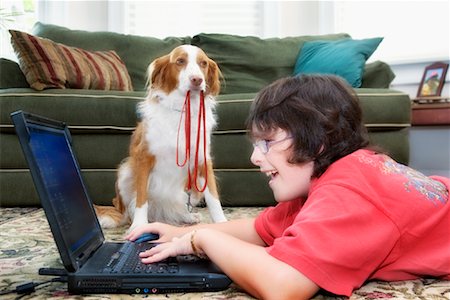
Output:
top-left (102, 242), bottom-right (179, 274)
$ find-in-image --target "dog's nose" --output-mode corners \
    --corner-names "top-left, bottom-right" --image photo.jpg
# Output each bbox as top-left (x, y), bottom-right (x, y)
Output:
top-left (189, 75), bottom-right (203, 87)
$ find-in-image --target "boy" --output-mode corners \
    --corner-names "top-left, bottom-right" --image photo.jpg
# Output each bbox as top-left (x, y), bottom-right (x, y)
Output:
top-left (127, 75), bottom-right (450, 299)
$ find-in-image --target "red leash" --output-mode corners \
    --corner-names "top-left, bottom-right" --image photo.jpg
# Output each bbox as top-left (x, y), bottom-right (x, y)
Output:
top-left (176, 91), bottom-right (208, 192)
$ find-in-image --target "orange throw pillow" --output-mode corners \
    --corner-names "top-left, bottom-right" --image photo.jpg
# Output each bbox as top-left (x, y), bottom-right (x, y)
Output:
top-left (10, 30), bottom-right (133, 91)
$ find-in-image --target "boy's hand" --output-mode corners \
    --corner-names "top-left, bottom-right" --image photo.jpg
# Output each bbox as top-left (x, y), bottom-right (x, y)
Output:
top-left (138, 231), bottom-right (196, 263)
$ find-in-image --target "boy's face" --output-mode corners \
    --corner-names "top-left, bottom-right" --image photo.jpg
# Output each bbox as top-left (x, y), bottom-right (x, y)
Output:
top-left (250, 128), bottom-right (314, 202)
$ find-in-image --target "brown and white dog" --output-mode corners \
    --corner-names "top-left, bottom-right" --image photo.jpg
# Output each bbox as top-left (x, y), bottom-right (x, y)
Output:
top-left (95, 45), bottom-right (227, 231)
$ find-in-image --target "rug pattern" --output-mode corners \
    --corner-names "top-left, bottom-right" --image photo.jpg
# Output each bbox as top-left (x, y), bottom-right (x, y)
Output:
top-left (0, 207), bottom-right (449, 300)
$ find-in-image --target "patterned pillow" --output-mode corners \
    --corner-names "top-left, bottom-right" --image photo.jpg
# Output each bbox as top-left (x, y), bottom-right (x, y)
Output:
top-left (9, 30), bottom-right (133, 91)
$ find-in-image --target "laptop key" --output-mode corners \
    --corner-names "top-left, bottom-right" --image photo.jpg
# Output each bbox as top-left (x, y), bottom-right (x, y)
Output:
top-left (145, 265), bottom-right (156, 273)
top-left (157, 264), bottom-right (168, 273)
top-left (169, 264), bottom-right (179, 273)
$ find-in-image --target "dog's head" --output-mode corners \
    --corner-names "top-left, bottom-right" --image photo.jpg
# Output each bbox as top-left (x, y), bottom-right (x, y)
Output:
top-left (147, 45), bottom-right (221, 96)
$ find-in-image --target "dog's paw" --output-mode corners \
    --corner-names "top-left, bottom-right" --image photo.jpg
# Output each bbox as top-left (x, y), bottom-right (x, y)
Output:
top-left (212, 214), bottom-right (227, 223)
top-left (127, 220), bottom-right (149, 234)
top-left (210, 210), bottom-right (227, 223)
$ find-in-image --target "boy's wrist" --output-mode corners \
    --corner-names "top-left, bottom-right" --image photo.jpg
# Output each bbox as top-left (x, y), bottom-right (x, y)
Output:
top-left (190, 229), bottom-right (208, 259)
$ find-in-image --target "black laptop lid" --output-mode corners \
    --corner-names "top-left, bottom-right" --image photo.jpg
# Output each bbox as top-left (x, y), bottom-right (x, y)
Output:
top-left (11, 111), bottom-right (104, 272)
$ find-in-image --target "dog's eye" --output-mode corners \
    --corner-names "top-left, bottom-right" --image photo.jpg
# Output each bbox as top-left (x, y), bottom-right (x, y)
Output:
top-left (176, 58), bottom-right (186, 65)
top-left (199, 60), bottom-right (208, 68)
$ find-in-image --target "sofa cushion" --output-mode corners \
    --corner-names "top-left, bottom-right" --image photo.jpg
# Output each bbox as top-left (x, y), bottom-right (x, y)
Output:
top-left (293, 37), bottom-right (383, 88)
top-left (0, 88), bottom-right (144, 129)
top-left (32, 22), bottom-right (190, 91)
top-left (10, 30), bottom-right (133, 91)
top-left (191, 33), bottom-right (351, 95)
top-left (0, 88), bottom-right (410, 136)
top-left (0, 88), bottom-right (410, 171)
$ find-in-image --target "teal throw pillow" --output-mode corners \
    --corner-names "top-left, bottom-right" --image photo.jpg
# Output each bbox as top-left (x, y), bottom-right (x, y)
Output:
top-left (293, 37), bottom-right (383, 88)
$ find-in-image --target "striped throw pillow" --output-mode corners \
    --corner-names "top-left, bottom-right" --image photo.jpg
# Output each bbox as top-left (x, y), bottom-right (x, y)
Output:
top-left (9, 30), bottom-right (133, 91)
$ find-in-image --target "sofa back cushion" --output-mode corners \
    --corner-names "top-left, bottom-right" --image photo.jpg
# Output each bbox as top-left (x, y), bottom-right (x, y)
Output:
top-left (32, 22), bottom-right (191, 91)
top-left (6, 23), bottom-right (394, 92)
top-left (191, 33), bottom-right (351, 94)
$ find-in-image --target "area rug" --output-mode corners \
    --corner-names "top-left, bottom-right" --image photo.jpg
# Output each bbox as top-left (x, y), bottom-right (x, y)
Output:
top-left (0, 207), bottom-right (449, 300)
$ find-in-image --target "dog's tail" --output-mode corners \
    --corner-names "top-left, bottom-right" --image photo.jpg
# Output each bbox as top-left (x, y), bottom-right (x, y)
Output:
top-left (94, 195), bottom-right (128, 228)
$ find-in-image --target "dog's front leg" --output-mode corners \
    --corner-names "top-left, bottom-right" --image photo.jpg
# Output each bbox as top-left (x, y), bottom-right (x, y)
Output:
top-left (129, 153), bottom-right (155, 231)
top-left (204, 160), bottom-right (227, 223)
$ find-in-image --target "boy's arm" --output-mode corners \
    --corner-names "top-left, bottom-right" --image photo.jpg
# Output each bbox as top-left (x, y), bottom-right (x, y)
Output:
top-left (196, 228), bottom-right (319, 300)
top-left (196, 218), bottom-right (266, 246)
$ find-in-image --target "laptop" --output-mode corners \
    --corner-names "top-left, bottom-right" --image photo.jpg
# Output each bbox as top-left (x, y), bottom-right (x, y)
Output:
top-left (11, 110), bottom-right (231, 295)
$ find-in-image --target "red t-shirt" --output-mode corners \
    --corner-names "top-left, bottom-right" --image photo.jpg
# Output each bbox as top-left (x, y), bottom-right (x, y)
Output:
top-left (255, 149), bottom-right (450, 296)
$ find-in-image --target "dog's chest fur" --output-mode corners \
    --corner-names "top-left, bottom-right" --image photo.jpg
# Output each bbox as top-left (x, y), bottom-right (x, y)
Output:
top-left (139, 91), bottom-right (217, 184)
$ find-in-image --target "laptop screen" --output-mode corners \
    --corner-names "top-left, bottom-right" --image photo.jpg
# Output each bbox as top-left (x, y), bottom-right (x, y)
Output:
top-left (12, 111), bottom-right (105, 271)
top-left (28, 125), bottom-right (100, 253)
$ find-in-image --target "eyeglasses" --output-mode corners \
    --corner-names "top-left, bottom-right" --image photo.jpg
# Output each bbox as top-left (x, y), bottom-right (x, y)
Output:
top-left (252, 136), bottom-right (293, 154)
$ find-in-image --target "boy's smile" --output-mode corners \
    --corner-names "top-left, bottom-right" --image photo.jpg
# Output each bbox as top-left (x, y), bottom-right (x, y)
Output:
top-left (263, 169), bottom-right (278, 183)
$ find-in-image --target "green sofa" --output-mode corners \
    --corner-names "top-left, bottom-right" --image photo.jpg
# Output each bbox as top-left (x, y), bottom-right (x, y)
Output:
top-left (0, 22), bottom-right (411, 207)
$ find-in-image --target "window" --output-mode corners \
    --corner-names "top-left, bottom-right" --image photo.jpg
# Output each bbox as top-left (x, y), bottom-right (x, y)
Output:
top-left (332, 1), bottom-right (449, 63)
top-left (123, 1), bottom-right (264, 38)
top-left (0, 0), bottom-right (37, 60)
top-left (2, 1), bottom-right (448, 66)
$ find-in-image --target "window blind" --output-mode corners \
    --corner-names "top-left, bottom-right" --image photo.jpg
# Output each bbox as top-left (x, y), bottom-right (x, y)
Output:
top-left (124, 1), bottom-right (264, 38)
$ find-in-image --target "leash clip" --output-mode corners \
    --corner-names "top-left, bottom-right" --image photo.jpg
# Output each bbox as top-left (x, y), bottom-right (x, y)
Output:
top-left (186, 190), bottom-right (194, 213)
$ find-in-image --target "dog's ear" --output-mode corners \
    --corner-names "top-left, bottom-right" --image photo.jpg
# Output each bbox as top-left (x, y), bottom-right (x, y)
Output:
top-left (206, 58), bottom-right (221, 96)
top-left (147, 54), bottom-right (170, 91)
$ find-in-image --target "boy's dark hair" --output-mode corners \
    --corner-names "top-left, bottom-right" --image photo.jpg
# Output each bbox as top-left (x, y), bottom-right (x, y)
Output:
top-left (246, 75), bottom-right (370, 178)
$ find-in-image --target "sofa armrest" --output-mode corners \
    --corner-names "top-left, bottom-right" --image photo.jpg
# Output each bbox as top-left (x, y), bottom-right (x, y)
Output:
top-left (361, 61), bottom-right (395, 88)
top-left (0, 58), bottom-right (28, 89)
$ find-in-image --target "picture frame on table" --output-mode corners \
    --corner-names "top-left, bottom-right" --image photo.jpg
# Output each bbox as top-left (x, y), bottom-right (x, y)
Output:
top-left (417, 62), bottom-right (448, 98)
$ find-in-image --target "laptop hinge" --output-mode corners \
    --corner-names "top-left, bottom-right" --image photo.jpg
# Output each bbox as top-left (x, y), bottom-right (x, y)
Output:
top-left (76, 240), bottom-right (104, 269)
